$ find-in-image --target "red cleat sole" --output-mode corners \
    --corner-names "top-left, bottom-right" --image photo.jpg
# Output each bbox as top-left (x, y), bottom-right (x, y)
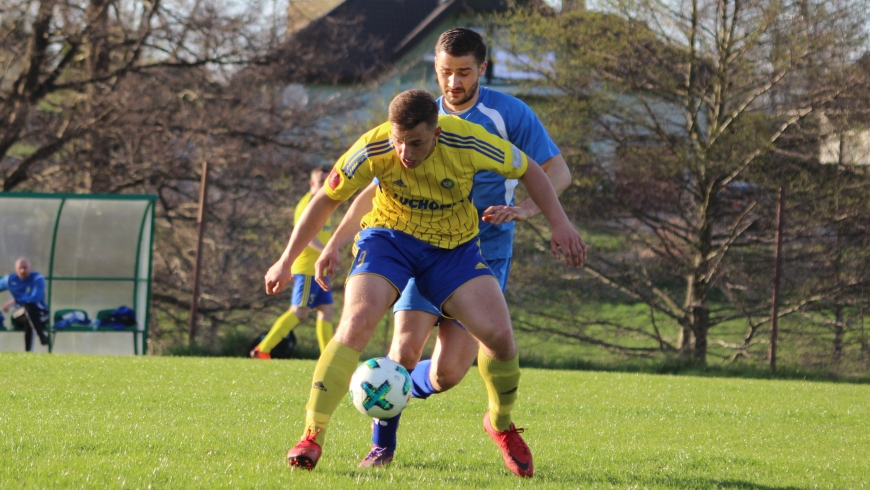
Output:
top-left (287, 455), bottom-right (317, 470)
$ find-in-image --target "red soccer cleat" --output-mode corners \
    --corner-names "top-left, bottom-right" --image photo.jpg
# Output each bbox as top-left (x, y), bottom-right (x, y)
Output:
top-left (250, 346), bottom-right (271, 360)
top-left (483, 412), bottom-right (534, 477)
top-left (286, 428), bottom-right (322, 470)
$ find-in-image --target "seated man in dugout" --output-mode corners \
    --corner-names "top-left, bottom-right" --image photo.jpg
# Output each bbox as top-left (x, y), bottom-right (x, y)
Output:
top-left (0, 258), bottom-right (50, 351)
top-left (264, 89), bottom-right (586, 477)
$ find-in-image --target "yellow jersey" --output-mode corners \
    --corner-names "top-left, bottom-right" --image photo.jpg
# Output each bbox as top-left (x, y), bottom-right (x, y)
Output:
top-left (291, 192), bottom-right (333, 275)
top-left (324, 115), bottom-right (529, 249)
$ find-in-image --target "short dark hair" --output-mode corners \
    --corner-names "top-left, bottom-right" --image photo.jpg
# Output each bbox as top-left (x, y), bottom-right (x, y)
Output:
top-left (435, 28), bottom-right (487, 65)
top-left (388, 90), bottom-right (438, 130)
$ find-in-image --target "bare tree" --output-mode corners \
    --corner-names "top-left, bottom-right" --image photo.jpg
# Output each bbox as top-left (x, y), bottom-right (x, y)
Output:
top-left (783, 157), bottom-right (870, 366)
top-left (1, 0), bottom-right (360, 352)
top-left (1, 0), bottom-right (286, 191)
top-left (496, 0), bottom-right (870, 366)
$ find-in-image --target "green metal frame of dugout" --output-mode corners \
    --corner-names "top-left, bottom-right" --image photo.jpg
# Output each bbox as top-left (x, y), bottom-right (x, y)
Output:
top-left (0, 193), bottom-right (155, 355)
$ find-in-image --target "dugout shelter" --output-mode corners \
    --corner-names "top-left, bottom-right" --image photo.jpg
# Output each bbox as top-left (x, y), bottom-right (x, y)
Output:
top-left (0, 193), bottom-right (155, 355)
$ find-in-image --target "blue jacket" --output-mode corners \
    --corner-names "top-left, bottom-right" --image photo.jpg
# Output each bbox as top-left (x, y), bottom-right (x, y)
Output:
top-left (0, 272), bottom-right (47, 310)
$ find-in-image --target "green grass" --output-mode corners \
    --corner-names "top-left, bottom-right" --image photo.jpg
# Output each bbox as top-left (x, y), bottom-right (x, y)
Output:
top-left (2, 354), bottom-right (869, 488)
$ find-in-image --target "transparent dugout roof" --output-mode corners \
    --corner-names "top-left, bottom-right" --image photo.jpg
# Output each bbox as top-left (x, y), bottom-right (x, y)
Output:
top-left (0, 193), bottom-right (155, 354)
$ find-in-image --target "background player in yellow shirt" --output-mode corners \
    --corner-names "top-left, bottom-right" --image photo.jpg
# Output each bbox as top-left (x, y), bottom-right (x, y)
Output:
top-left (264, 90), bottom-right (585, 477)
top-left (251, 168), bottom-right (334, 359)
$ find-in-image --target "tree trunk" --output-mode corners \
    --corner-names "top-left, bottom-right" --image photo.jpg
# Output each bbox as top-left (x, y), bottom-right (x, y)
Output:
top-left (87, 0), bottom-right (112, 193)
top-left (684, 202), bottom-right (714, 365)
top-left (833, 305), bottom-right (844, 361)
top-left (683, 271), bottom-right (711, 365)
top-left (677, 324), bottom-right (694, 355)
top-left (679, 280), bottom-right (696, 357)
top-left (692, 304), bottom-right (709, 363)
top-left (0, 0), bottom-right (55, 171)
top-left (861, 307), bottom-right (869, 365)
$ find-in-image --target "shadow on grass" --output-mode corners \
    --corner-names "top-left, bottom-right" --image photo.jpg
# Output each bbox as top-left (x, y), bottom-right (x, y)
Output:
top-left (697, 479), bottom-right (803, 490)
top-left (519, 354), bottom-right (870, 384)
top-left (572, 476), bottom-right (805, 490)
top-left (380, 459), bottom-right (807, 490)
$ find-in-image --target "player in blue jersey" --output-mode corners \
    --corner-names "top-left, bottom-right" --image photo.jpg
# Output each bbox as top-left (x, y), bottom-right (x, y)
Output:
top-left (326, 29), bottom-right (578, 471)
top-left (0, 258), bottom-right (50, 351)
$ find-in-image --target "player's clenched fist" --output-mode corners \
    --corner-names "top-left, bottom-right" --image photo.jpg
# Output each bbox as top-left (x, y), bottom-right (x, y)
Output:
top-left (264, 260), bottom-right (293, 295)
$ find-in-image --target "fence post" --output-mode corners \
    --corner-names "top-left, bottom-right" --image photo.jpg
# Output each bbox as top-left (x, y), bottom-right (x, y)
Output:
top-left (189, 161), bottom-right (209, 345)
top-left (769, 186), bottom-right (786, 372)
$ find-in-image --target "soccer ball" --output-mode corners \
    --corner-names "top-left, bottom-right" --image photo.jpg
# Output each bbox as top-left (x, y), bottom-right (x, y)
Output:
top-left (348, 357), bottom-right (412, 419)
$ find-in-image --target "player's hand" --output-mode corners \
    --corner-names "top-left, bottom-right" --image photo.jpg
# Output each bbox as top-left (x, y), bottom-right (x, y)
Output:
top-left (315, 246), bottom-right (341, 291)
top-left (481, 205), bottom-right (532, 225)
top-left (264, 260), bottom-right (293, 295)
top-left (550, 224), bottom-right (587, 268)
top-left (1, 299), bottom-right (14, 312)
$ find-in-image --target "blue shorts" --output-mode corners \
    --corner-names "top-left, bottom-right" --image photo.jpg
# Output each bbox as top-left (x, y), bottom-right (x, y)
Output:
top-left (393, 257), bottom-right (511, 315)
top-left (291, 274), bottom-right (333, 308)
top-left (348, 228), bottom-right (495, 316)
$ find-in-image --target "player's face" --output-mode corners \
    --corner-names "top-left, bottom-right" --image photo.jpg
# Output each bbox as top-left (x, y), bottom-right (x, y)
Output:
top-left (391, 122), bottom-right (442, 169)
top-left (15, 260), bottom-right (30, 280)
top-left (435, 51), bottom-right (486, 111)
top-left (309, 170), bottom-right (327, 193)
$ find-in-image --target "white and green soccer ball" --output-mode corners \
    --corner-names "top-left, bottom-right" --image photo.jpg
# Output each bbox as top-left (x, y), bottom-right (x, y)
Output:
top-left (349, 357), bottom-right (412, 419)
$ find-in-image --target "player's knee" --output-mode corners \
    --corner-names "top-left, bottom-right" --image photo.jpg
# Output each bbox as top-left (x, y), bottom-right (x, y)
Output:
top-left (316, 305), bottom-right (335, 323)
top-left (472, 323), bottom-right (513, 350)
top-left (388, 345), bottom-right (422, 371)
top-left (291, 306), bottom-right (310, 319)
top-left (432, 365), bottom-right (468, 391)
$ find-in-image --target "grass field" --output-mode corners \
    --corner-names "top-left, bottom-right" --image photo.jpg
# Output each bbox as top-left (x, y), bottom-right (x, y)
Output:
top-left (2, 353), bottom-right (868, 489)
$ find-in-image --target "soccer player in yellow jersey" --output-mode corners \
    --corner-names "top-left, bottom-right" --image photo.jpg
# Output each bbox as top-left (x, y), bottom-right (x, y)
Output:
top-left (264, 90), bottom-right (585, 477)
top-left (251, 168), bottom-right (334, 359)
top-left (334, 28), bottom-right (575, 471)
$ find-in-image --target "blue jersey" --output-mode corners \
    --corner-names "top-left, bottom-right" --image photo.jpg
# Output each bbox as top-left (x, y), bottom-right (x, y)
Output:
top-left (0, 272), bottom-right (47, 310)
top-left (437, 86), bottom-right (561, 260)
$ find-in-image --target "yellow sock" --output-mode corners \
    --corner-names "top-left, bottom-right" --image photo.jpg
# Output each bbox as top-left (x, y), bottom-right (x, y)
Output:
top-left (303, 339), bottom-right (360, 445)
top-left (315, 320), bottom-right (333, 352)
top-left (258, 310), bottom-right (300, 353)
top-left (478, 350), bottom-right (521, 431)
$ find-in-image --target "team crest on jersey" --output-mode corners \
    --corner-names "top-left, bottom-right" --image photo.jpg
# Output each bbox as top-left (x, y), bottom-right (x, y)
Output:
top-left (392, 179), bottom-right (407, 187)
top-left (328, 169), bottom-right (341, 190)
top-left (440, 178), bottom-right (455, 189)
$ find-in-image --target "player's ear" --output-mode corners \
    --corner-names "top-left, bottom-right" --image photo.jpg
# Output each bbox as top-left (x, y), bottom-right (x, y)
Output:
top-left (479, 61), bottom-right (487, 78)
top-left (433, 126), bottom-right (442, 139)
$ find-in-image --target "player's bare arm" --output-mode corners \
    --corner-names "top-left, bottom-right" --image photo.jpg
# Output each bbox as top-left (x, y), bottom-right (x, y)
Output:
top-left (314, 182), bottom-right (377, 291)
top-left (518, 159), bottom-right (587, 268)
top-left (265, 190), bottom-right (342, 295)
top-left (482, 154), bottom-right (571, 225)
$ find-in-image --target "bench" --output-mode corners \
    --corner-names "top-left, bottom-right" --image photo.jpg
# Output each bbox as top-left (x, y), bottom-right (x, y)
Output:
top-left (49, 308), bottom-right (141, 355)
